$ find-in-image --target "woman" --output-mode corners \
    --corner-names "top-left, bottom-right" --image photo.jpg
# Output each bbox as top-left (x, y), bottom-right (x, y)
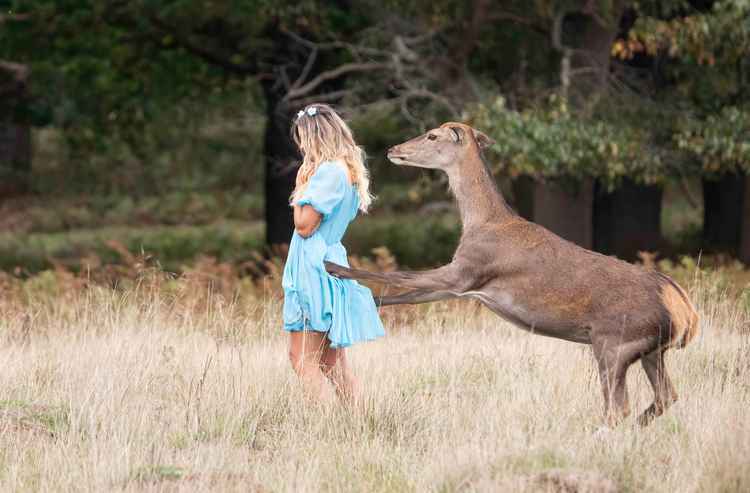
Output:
top-left (282, 104), bottom-right (385, 404)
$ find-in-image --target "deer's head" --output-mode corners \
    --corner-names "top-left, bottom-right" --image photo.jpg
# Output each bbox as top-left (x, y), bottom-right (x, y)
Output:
top-left (386, 122), bottom-right (495, 170)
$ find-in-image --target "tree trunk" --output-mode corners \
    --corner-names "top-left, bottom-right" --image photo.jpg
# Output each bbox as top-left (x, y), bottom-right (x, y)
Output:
top-left (0, 124), bottom-right (31, 197)
top-left (0, 64), bottom-right (31, 198)
top-left (510, 175), bottom-right (535, 220)
top-left (516, 5), bottom-right (623, 250)
top-left (561, 2), bottom-right (625, 107)
top-left (261, 23), bottom-right (304, 248)
top-left (593, 179), bottom-right (663, 261)
top-left (702, 173), bottom-right (744, 253)
top-left (740, 175), bottom-right (750, 264)
top-left (518, 178), bottom-right (594, 249)
top-left (262, 85), bottom-right (298, 247)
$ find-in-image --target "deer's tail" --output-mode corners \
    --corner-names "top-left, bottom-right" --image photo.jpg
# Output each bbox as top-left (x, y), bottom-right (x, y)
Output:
top-left (657, 273), bottom-right (700, 349)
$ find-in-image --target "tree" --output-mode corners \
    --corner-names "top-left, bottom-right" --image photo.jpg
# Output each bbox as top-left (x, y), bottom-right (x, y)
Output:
top-left (2, 1), bottom-right (385, 245)
top-left (0, 11), bottom-right (31, 198)
top-left (623, 0), bottom-right (750, 259)
top-left (469, 0), bottom-right (749, 260)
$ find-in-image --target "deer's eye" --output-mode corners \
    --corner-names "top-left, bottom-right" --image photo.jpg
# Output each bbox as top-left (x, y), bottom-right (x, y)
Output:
top-left (427, 134), bottom-right (437, 141)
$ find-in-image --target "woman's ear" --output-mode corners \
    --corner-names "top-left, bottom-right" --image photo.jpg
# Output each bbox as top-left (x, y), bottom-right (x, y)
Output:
top-left (472, 129), bottom-right (496, 150)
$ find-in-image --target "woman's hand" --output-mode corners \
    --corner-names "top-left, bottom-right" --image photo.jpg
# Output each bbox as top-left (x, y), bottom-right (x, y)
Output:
top-left (293, 204), bottom-right (322, 238)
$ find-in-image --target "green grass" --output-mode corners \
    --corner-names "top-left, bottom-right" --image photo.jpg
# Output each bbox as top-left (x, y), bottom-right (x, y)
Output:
top-left (2, 191), bottom-right (263, 234)
top-left (0, 212), bottom-right (462, 274)
top-left (131, 465), bottom-right (186, 483)
top-left (0, 222), bottom-right (265, 273)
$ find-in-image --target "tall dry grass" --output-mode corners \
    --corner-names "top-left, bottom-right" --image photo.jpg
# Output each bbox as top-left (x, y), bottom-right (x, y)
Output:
top-left (0, 261), bottom-right (748, 492)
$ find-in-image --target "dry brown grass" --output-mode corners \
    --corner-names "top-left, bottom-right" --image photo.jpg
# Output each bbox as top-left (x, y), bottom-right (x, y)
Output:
top-left (0, 262), bottom-right (748, 492)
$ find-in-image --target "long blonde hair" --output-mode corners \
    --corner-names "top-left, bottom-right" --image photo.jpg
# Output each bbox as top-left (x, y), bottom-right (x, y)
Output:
top-left (290, 104), bottom-right (373, 213)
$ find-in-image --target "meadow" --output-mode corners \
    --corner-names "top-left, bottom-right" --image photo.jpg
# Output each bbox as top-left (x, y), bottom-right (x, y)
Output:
top-left (0, 258), bottom-right (748, 492)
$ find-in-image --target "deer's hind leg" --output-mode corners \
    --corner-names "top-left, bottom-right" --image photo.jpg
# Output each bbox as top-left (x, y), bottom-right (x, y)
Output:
top-left (592, 337), bottom-right (643, 426)
top-left (637, 349), bottom-right (678, 426)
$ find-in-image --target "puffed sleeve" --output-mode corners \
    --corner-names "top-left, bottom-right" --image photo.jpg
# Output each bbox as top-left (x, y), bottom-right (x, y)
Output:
top-left (296, 162), bottom-right (348, 218)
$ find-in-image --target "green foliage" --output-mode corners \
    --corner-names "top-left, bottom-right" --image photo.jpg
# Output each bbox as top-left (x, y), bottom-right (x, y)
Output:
top-left (0, 400), bottom-right (71, 437)
top-left (14, 191), bottom-right (263, 234)
top-left (28, 95), bottom-right (266, 196)
top-left (346, 213), bottom-right (460, 268)
top-left (467, 0), bottom-right (750, 184)
top-left (473, 95), bottom-right (670, 186)
top-left (630, 0), bottom-right (750, 65)
top-left (0, 0), bottom-right (358, 194)
top-left (131, 465), bottom-right (185, 483)
top-left (0, 213), bottom-right (460, 274)
top-left (674, 105), bottom-right (750, 175)
top-left (0, 222), bottom-right (265, 273)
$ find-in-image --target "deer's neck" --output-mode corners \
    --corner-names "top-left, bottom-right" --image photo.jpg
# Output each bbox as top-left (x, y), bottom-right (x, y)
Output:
top-left (446, 153), bottom-right (514, 229)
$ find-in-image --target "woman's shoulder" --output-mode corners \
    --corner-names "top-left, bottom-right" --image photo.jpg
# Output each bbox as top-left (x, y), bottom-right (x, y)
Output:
top-left (316, 160), bottom-right (351, 184)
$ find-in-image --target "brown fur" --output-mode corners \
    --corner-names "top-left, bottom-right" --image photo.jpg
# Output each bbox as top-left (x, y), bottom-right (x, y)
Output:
top-left (326, 122), bottom-right (700, 425)
top-left (659, 278), bottom-right (700, 348)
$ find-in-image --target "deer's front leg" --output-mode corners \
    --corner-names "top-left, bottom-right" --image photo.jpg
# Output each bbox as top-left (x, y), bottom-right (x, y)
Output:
top-left (324, 261), bottom-right (468, 292)
top-left (375, 289), bottom-right (457, 307)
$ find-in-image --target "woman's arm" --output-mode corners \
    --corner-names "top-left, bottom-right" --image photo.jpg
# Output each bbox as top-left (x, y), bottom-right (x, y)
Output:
top-left (293, 204), bottom-right (322, 238)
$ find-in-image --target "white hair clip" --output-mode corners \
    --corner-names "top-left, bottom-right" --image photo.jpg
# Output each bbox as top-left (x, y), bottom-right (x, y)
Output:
top-left (296, 107), bottom-right (318, 121)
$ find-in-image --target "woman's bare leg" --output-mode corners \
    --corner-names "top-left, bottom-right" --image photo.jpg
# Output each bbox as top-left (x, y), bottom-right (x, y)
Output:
top-left (288, 331), bottom-right (333, 402)
top-left (320, 344), bottom-right (360, 407)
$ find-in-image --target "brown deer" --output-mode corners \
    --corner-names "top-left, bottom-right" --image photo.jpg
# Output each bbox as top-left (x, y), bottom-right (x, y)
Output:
top-left (325, 122), bottom-right (700, 426)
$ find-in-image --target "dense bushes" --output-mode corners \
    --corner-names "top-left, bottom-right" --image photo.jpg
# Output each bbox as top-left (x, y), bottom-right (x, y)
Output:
top-left (1, 191), bottom-right (264, 235)
top-left (346, 213), bottom-right (460, 268)
top-left (0, 222), bottom-right (264, 274)
top-left (0, 213), bottom-right (461, 275)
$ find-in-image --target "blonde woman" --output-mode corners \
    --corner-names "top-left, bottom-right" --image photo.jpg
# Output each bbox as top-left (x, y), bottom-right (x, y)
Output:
top-left (282, 104), bottom-right (385, 404)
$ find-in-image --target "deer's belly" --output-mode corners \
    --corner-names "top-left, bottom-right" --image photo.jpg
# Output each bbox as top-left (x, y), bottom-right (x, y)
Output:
top-left (463, 289), bottom-right (592, 344)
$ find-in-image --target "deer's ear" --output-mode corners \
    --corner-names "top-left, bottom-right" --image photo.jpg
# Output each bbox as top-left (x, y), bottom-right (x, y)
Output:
top-left (447, 126), bottom-right (463, 143)
top-left (473, 129), bottom-right (496, 150)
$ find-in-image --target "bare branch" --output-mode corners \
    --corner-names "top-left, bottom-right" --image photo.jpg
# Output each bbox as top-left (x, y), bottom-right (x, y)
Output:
top-left (0, 13), bottom-right (30, 23)
top-left (0, 60), bottom-right (30, 81)
top-left (487, 11), bottom-right (549, 36)
top-left (284, 62), bottom-right (389, 101)
top-left (582, 0), bottom-right (608, 28)
top-left (278, 64), bottom-right (292, 92)
top-left (551, 10), bottom-right (607, 82)
top-left (394, 36), bottom-right (418, 63)
top-left (289, 89), bottom-right (359, 107)
top-left (551, 10), bottom-right (569, 53)
top-left (400, 28), bottom-right (444, 46)
top-left (402, 89), bottom-right (460, 118)
top-left (290, 47), bottom-right (318, 91)
top-left (400, 96), bottom-right (422, 127)
top-left (282, 29), bottom-right (392, 59)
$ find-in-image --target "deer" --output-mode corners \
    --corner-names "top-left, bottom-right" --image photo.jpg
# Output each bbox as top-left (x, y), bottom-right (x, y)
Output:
top-left (325, 122), bottom-right (700, 427)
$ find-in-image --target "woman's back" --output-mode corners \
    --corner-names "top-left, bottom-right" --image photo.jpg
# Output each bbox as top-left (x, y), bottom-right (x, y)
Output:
top-left (293, 160), bottom-right (359, 246)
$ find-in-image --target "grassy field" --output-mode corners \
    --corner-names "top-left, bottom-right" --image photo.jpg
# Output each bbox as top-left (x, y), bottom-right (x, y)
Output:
top-left (0, 265), bottom-right (748, 492)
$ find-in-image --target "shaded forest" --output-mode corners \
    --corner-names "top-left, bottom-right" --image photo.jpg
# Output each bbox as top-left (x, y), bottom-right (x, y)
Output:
top-left (1, 0), bottom-right (749, 273)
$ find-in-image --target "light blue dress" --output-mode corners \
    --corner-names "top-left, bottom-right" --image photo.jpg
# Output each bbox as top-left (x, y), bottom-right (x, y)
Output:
top-left (282, 161), bottom-right (386, 348)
